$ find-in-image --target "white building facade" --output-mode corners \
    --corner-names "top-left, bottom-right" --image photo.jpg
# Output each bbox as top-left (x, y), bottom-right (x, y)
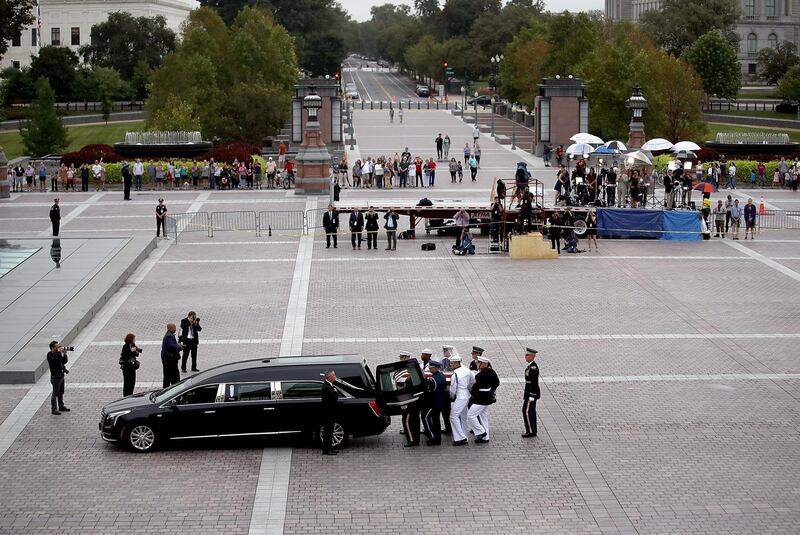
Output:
top-left (604, 0), bottom-right (800, 77)
top-left (2, 0), bottom-right (198, 70)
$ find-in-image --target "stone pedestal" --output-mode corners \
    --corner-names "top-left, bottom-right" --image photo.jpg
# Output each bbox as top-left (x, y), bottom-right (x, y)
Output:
top-left (294, 123), bottom-right (331, 196)
top-left (0, 150), bottom-right (9, 199)
top-left (509, 233), bottom-right (558, 260)
top-left (625, 85), bottom-right (648, 150)
top-left (534, 76), bottom-right (589, 157)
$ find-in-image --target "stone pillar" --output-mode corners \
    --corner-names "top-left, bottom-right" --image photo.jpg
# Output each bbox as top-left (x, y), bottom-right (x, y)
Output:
top-left (0, 150), bottom-right (9, 199)
top-left (534, 76), bottom-right (589, 157)
top-left (295, 87), bottom-right (332, 196)
top-left (626, 85), bottom-right (648, 150)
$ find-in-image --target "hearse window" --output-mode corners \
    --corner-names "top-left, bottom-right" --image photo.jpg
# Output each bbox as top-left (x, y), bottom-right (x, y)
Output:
top-left (381, 369), bottom-right (422, 393)
top-left (226, 382), bottom-right (271, 402)
top-left (174, 384), bottom-right (219, 405)
top-left (281, 381), bottom-right (322, 399)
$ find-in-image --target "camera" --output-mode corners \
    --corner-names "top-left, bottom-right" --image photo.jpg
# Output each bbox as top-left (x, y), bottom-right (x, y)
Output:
top-left (62, 346), bottom-right (75, 352)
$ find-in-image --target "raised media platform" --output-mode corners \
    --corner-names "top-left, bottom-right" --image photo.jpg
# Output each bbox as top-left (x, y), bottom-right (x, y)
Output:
top-left (0, 236), bottom-right (156, 383)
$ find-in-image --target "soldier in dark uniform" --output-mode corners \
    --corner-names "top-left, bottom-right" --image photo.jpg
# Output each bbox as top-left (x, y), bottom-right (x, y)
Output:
top-left (321, 369), bottom-right (340, 455)
top-left (397, 351), bottom-right (421, 447)
top-left (424, 360), bottom-right (447, 446)
top-left (522, 348), bottom-right (540, 438)
top-left (49, 198), bottom-right (60, 236)
top-left (156, 199), bottom-right (168, 238)
top-left (468, 346), bottom-right (484, 371)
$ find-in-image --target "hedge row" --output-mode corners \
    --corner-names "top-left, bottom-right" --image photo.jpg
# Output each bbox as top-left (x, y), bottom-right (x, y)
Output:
top-left (650, 155), bottom-right (795, 181)
top-left (60, 142), bottom-right (261, 167)
top-left (73, 155), bottom-right (268, 184)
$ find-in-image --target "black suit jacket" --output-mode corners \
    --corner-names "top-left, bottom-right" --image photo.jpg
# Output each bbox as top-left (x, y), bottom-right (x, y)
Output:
top-left (349, 211), bottom-right (364, 232)
top-left (322, 210), bottom-right (339, 232)
top-left (179, 317), bottom-right (202, 345)
top-left (321, 380), bottom-right (339, 418)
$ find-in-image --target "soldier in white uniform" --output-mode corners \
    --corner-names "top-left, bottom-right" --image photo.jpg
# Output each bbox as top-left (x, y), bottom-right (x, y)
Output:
top-left (441, 344), bottom-right (456, 371)
top-left (448, 355), bottom-right (474, 446)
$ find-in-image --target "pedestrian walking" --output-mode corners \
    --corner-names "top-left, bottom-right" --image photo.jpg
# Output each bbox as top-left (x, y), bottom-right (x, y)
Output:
top-left (49, 198), bottom-right (60, 236)
top-left (468, 154), bottom-right (478, 181)
top-left (522, 348), bottom-right (540, 437)
top-left (448, 355), bottom-right (473, 446)
top-left (47, 341), bottom-right (71, 415)
top-left (468, 356), bottom-right (499, 443)
top-left (384, 208), bottom-right (399, 250)
top-left (119, 333), bottom-right (141, 397)
top-left (321, 369), bottom-right (340, 455)
top-left (389, 107), bottom-right (394, 123)
top-left (161, 323), bottom-right (182, 388)
top-left (472, 126), bottom-right (480, 145)
top-left (463, 143), bottom-right (471, 165)
top-left (474, 143), bottom-right (481, 168)
top-left (398, 107), bottom-right (404, 123)
top-left (180, 311), bottom-right (202, 373)
top-left (435, 133), bottom-right (444, 159)
top-left (449, 158), bottom-right (458, 183)
top-left (443, 135), bottom-right (451, 158)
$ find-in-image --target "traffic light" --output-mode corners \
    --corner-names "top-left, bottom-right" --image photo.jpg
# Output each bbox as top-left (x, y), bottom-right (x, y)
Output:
top-left (443, 62), bottom-right (448, 68)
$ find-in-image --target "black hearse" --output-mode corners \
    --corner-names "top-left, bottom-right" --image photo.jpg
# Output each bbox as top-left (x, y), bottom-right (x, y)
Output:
top-left (99, 355), bottom-right (426, 452)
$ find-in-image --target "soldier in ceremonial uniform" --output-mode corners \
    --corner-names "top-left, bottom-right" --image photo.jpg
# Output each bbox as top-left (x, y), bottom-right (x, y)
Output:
top-left (419, 349), bottom-right (433, 372)
top-left (448, 355), bottom-right (474, 446)
top-left (397, 351), bottom-right (421, 447)
top-left (468, 356), bottom-right (499, 443)
top-left (423, 360), bottom-right (447, 446)
top-left (468, 346), bottom-right (484, 371)
top-left (439, 345), bottom-right (455, 434)
top-left (522, 348), bottom-right (540, 438)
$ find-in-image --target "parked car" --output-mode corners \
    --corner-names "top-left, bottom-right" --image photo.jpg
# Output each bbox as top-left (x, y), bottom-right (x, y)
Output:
top-left (416, 85), bottom-right (431, 97)
top-left (99, 355), bottom-right (426, 452)
top-left (345, 89), bottom-right (360, 100)
top-left (467, 95), bottom-right (494, 108)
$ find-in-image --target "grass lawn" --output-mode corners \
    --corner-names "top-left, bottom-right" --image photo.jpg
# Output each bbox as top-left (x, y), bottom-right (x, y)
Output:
top-left (0, 120), bottom-right (144, 160)
top-left (706, 122), bottom-right (800, 142)
top-left (707, 110), bottom-right (797, 120)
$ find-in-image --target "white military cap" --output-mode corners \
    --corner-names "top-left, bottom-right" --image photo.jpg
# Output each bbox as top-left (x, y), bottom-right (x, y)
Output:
top-left (449, 355), bottom-right (462, 362)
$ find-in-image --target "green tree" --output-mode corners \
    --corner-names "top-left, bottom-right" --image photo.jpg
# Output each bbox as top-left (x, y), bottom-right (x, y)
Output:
top-left (0, 67), bottom-right (35, 105)
top-left (757, 41), bottom-right (800, 85)
top-left (149, 96), bottom-right (202, 131)
top-left (93, 67), bottom-right (126, 122)
top-left (0, 0), bottom-right (35, 58)
top-left (650, 54), bottom-right (705, 142)
top-left (80, 13), bottom-right (176, 80)
top-left (497, 21), bottom-right (550, 107)
top-left (130, 60), bottom-right (153, 100)
top-left (681, 29), bottom-right (741, 99)
top-left (29, 46), bottom-right (79, 101)
top-left (20, 77), bottom-right (68, 156)
top-left (146, 6), bottom-right (297, 142)
top-left (439, 0), bottom-right (501, 39)
top-left (415, 0), bottom-right (440, 18)
top-left (639, 0), bottom-right (739, 57)
top-left (776, 65), bottom-right (800, 112)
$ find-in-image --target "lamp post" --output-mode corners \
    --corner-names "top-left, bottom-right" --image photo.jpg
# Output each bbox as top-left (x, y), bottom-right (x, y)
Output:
top-left (511, 106), bottom-right (517, 150)
top-left (490, 54), bottom-right (503, 99)
top-left (348, 98), bottom-right (354, 151)
top-left (473, 91), bottom-right (479, 126)
top-left (490, 96), bottom-right (496, 138)
top-left (460, 85), bottom-right (465, 118)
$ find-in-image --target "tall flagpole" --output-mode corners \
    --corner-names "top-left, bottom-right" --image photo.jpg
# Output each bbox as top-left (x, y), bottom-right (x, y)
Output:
top-left (36, 0), bottom-right (42, 51)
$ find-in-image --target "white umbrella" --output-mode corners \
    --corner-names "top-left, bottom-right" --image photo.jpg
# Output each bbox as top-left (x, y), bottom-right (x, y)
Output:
top-left (604, 140), bottom-right (628, 152)
top-left (623, 150), bottom-right (652, 166)
top-left (570, 133), bottom-right (604, 145)
top-left (672, 141), bottom-right (701, 152)
top-left (641, 138), bottom-right (674, 151)
top-left (565, 143), bottom-right (595, 156)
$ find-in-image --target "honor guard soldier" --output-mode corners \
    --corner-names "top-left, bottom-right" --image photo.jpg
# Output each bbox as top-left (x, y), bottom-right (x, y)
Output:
top-left (439, 345), bottom-right (455, 434)
top-left (397, 351), bottom-right (421, 447)
top-left (468, 346), bottom-right (484, 371)
top-left (424, 360), bottom-right (447, 445)
top-left (49, 198), bottom-right (61, 236)
top-left (468, 356), bottom-right (499, 443)
top-left (448, 355), bottom-right (474, 446)
top-left (522, 348), bottom-right (540, 438)
top-left (420, 349), bottom-right (433, 372)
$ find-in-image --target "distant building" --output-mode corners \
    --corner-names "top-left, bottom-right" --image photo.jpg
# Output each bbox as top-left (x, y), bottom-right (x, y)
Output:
top-left (2, 0), bottom-right (198, 71)
top-left (604, 0), bottom-right (800, 77)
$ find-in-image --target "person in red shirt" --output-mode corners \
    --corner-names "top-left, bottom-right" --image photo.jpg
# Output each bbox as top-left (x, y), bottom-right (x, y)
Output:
top-left (428, 158), bottom-right (437, 187)
top-left (415, 158), bottom-right (423, 188)
top-left (278, 142), bottom-right (287, 165)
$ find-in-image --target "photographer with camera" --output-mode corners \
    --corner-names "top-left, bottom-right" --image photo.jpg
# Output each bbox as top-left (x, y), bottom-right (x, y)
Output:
top-left (120, 333), bottom-right (142, 396)
top-left (180, 311), bottom-right (202, 373)
top-left (47, 341), bottom-right (72, 415)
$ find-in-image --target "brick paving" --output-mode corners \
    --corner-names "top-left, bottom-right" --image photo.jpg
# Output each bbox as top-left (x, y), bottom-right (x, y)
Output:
top-left (1, 98), bottom-right (799, 534)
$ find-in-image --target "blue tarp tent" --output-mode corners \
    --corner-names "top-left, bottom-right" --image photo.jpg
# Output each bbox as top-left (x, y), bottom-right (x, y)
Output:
top-left (597, 208), bottom-right (662, 239)
top-left (662, 210), bottom-right (702, 241)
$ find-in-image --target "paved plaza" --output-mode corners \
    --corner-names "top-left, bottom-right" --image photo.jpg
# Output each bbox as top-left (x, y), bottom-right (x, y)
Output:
top-left (1, 91), bottom-right (800, 534)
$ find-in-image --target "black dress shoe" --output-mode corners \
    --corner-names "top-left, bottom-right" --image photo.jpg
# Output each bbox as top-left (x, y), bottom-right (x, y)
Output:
top-left (474, 437), bottom-right (489, 444)
top-left (181, 369), bottom-right (187, 373)
top-left (442, 429), bottom-right (451, 435)
top-left (191, 368), bottom-right (200, 372)
top-left (452, 439), bottom-right (468, 446)
top-left (51, 409), bottom-right (61, 415)
top-left (403, 442), bottom-right (420, 447)
top-left (58, 407), bottom-right (71, 412)
top-left (475, 433), bottom-right (486, 440)
top-left (521, 433), bottom-right (537, 438)
top-left (322, 450), bottom-right (338, 455)
top-left (426, 440), bottom-right (441, 446)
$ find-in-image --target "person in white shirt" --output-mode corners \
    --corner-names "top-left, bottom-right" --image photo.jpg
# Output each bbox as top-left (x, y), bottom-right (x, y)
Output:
top-left (472, 126), bottom-right (480, 145)
top-left (448, 355), bottom-right (474, 446)
top-left (133, 159), bottom-right (145, 191)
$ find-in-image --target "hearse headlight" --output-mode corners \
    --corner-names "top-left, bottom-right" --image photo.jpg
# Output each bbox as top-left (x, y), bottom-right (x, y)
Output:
top-left (107, 410), bottom-right (131, 426)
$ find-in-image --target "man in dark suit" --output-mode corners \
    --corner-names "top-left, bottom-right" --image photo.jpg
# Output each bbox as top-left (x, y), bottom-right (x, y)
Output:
top-left (321, 369), bottom-right (340, 455)
top-left (180, 311), bottom-right (202, 372)
top-left (349, 208), bottom-right (364, 249)
top-left (49, 198), bottom-right (60, 236)
top-left (322, 204), bottom-right (339, 248)
top-left (365, 207), bottom-right (379, 250)
top-left (161, 323), bottom-right (182, 387)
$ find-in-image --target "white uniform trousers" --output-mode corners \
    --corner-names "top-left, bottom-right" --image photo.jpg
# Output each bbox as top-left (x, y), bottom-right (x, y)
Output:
top-left (449, 398), bottom-right (470, 441)
top-left (468, 403), bottom-right (489, 438)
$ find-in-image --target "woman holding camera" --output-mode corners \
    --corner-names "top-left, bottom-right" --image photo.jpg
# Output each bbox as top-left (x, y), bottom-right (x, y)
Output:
top-left (120, 333), bottom-right (141, 396)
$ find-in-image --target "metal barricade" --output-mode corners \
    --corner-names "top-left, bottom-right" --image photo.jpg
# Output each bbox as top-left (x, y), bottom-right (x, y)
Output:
top-left (164, 215), bottom-right (178, 241)
top-left (210, 211), bottom-right (257, 236)
top-left (758, 209), bottom-right (785, 230)
top-left (257, 210), bottom-right (305, 236)
top-left (305, 208), bottom-right (327, 230)
top-left (169, 212), bottom-right (211, 242)
top-left (785, 210), bottom-right (800, 230)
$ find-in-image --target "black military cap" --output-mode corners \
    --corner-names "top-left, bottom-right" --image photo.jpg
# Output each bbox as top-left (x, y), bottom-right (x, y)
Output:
top-left (525, 348), bottom-right (538, 355)
top-left (472, 346), bottom-right (484, 354)
top-left (429, 360), bottom-right (442, 368)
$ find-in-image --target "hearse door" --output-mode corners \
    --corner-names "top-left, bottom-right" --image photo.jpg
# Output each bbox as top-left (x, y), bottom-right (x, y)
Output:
top-left (374, 360), bottom-right (426, 416)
